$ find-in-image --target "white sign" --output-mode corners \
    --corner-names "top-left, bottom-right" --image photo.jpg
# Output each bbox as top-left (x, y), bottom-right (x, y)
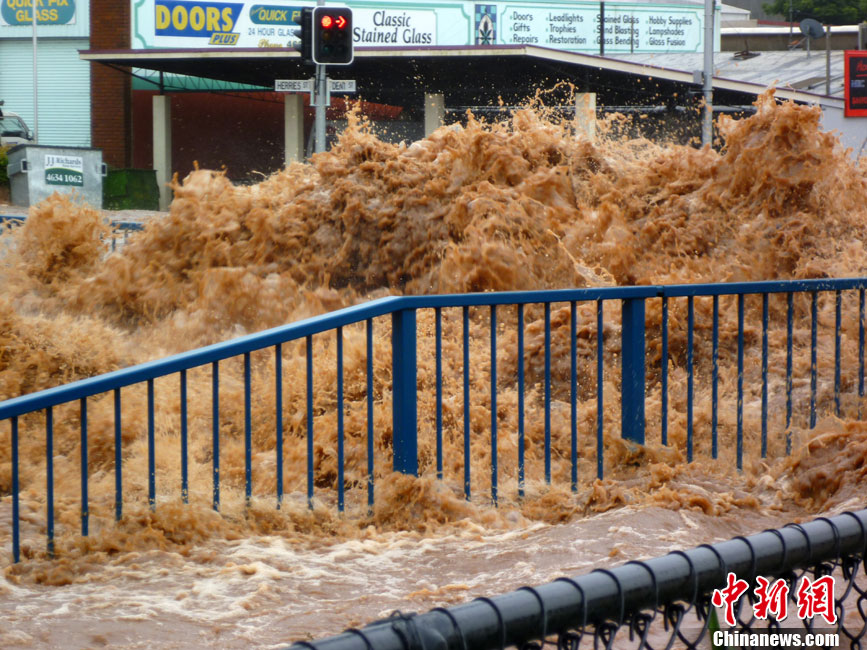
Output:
top-left (328, 79), bottom-right (356, 93)
top-left (131, 0), bottom-right (719, 54)
top-left (499, 4), bottom-right (702, 51)
top-left (352, 8), bottom-right (435, 46)
top-left (275, 78), bottom-right (314, 92)
top-left (44, 154), bottom-right (83, 186)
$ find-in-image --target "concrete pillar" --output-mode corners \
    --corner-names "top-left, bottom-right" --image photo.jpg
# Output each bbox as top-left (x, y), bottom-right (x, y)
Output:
top-left (152, 95), bottom-right (172, 211)
top-left (574, 92), bottom-right (597, 142)
top-left (284, 94), bottom-right (305, 165)
top-left (424, 93), bottom-right (445, 137)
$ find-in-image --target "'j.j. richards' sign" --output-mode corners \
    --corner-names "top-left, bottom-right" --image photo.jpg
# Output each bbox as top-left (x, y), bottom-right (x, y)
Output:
top-left (845, 50), bottom-right (867, 118)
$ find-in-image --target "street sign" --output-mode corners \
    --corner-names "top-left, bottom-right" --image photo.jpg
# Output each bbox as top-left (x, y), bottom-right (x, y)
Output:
top-left (328, 79), bottom-right (356, 93)
top-left (275, 79), bottom-right (314, 93)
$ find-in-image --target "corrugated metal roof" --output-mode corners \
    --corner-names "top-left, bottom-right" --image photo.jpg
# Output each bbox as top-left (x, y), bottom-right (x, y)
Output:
top-left (611, 49), bottom-right (846, 100)
top-left (721, 25), bottom-right (859, 36)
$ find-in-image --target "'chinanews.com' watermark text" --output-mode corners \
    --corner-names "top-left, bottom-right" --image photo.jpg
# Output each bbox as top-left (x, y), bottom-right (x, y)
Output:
top-left (710, 573), bottom-right (840, 648)
top-left (712, 630), bottom-right (839, 648)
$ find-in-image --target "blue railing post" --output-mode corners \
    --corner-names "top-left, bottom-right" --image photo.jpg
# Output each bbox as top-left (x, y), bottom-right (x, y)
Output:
top-left (391, 308), bottom-right (418, 476)
top-left (621, 298), bottom-right (646, 445)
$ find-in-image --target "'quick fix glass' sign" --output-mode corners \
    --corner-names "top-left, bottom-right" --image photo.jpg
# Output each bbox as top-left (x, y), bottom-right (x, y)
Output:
top-left (0, 0), bottom-right (75, 26)
top-left (845, 50), bottom-right (867, 118)
top-left (155, 0), bottom-right (244, 45)
top-left (45, 154), bottom-right (83, 186)
top-left (249, 4), bottom-right (305, 25)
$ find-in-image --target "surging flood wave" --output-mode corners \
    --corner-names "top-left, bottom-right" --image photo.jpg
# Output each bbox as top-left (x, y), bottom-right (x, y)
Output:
top-left (1, 91), bottom-right (867, 578)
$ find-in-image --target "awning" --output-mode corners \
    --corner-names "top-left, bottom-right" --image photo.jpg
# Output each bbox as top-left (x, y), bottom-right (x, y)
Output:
top-left (79, 44), bottom-right (819, 108)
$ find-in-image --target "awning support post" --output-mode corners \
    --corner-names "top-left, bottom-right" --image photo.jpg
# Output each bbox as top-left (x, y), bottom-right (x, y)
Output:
top-left (152, 94), bottom-right (172, 211)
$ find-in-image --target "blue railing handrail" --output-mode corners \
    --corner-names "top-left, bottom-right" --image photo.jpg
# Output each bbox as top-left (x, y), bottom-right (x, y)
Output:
top-left (403, 278), bottom-right (867, 305)
top-left (0, 214), bottom-right (145, 232)
top-left (657, 277), bottom-right (867, 296)
top-left (2, 278), bottom-right (867, 421)
top-left (0, 295), bottom-right (403, 419)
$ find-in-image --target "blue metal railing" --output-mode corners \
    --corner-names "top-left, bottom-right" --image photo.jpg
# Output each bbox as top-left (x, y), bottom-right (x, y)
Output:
top-left (0, 215), bottom-right (26, 228)
top-left (0, 214), bottom-right (144, 250)
top-left (3, 278), bottom-right (867, 563)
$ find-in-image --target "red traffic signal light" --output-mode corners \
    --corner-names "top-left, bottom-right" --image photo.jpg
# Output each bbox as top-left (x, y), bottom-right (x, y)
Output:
top-left (312, 7), bottom-right (353, 65)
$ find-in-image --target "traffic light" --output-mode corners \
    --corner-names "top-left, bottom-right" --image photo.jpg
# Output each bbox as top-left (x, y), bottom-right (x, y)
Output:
top-left (312, 7), bottom-right (353, 65)
top-left (292, 7), bottom-right (313, 65)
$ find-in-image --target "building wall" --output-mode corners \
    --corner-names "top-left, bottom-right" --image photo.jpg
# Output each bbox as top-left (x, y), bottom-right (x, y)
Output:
top-left (820, 105), bottom-right (867, 159)
top-left (90, 0), bottom-right (131, 168)
top-left (130, 90), bottom-right (406, 182)
top-left (132, 91), bottom-right (291, 182)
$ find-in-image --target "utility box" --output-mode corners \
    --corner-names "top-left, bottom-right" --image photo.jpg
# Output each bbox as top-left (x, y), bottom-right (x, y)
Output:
top-left (103, 169), bottom-right (160, 210)
top-left (6, 144), bottom-right (106, 209)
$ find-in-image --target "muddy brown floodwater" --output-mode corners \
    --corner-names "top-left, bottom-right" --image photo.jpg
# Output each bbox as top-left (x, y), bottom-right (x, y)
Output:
top-left (1, 91), bottom-right (867, 649)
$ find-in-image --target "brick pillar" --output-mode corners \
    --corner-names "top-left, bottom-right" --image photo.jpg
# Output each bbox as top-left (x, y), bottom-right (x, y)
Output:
top-left (90, 0), bottom-right (132, 169)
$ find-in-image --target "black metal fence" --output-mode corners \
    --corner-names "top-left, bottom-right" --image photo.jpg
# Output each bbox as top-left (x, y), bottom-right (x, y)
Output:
top-left (287, 509), bottom-right (867, 650)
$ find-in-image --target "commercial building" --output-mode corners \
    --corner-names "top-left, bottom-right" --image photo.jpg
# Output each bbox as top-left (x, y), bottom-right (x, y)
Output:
top-left (3, 1), bottom-right (864, 211)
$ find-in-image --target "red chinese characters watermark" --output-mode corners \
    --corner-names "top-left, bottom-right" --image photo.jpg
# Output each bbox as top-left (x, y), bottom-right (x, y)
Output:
top-left (754, 576), bottom-right (790, 621)
top-left (796, 575), bottom-right (837, 625)
top-left (712, 573), bottom-right (837, 626)
top-left (711, 573), bottom-right (750, 626)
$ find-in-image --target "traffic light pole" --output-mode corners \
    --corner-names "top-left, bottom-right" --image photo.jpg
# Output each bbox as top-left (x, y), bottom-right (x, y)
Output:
top-left (314, 0), bottom-right (326, 153)
top-left (305, 1), bottom-right (353, 154)
top-left (314, 64), bottom-right (327, 153)
top-left (701, 0), bottom-right (713, 147)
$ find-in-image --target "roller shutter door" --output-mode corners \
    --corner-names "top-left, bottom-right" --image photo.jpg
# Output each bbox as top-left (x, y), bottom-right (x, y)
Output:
top-left (0, 38), bottom-right (90, 147)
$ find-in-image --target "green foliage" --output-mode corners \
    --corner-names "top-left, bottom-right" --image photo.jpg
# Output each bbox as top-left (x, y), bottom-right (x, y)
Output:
top-left (708, 607), bottom-right (727, 650)
top-left (0, 146), bottom-right (9, 189)
top-left (763, 0), bottom-right (867, 25)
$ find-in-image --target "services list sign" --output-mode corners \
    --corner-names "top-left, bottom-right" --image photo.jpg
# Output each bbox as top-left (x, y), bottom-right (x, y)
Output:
top-left (845, 51), bottom-right (867, 118)
top-left (499, 5), bottom-right (701, 51)
top-left (132, 0), bottom-right (717, 54)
